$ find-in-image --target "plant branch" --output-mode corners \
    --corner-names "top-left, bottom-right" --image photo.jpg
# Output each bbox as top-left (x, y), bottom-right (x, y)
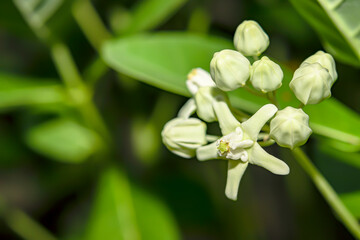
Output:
top-left (291, 148), bottom-right (360, 239)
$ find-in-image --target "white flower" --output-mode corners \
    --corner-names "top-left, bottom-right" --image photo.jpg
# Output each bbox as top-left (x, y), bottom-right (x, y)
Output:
top-left (186, 68), bottom-right (216, 95)
top-left (270, 107), bottom-right (312, 149)
top-left (196, 101), bottom-right (289, 200)
top-left (210, 49), bottom-right (250, 91)
top-left (233, 20), bottom-right (269, 57)
top-left (250, 56), bottom-right (283, 93)
top-left (290, 63), bottom-right (332, 105)
top-left (300, 51), bottom-right (337, 85)
top-left (162, 118), bottom-right (207, 158)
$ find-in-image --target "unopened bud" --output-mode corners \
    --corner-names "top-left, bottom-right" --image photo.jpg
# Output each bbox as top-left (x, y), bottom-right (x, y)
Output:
top-left (210, 49), bottom-right (250, 91)
top-left (162, 118), bottom-right (207, 158)
top-left (233, 20), bottom-right (269, 57)
top-left (270, 107), bottom-right (312, 149)
top-left (300, 51), bottom-right (337, 85)
top-left (250, 56), bottom-right (283, 93)
top-left (186, 68), bottom-right (216, 95)
top-left (290, 63), bottom-right (332, 105)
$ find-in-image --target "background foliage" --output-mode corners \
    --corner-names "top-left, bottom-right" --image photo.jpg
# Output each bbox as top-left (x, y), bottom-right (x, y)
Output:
top-left (0, 0), bottom-right (359, 239)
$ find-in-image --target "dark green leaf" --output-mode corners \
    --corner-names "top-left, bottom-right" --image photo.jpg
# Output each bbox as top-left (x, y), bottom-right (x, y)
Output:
top-left (84, 168), bottom-right (180, 240)
top-left (102, 33), bottom-right (360, 148)
top-left (25, 118), bottom-right (102, 163)
top-left (290, 0), bottom-right (360, 67)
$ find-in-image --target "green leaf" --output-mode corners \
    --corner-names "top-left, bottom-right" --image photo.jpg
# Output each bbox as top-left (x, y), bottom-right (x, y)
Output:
top-left (290, 0), bottom-right (360, 67)
top-left (123, 0), bottom-right (187, 34)
top-left (25, 118), bottom-right (102, 163)
top-left (84, 167), bottom-right (180, 240)
top-left (341, 191), bottom-right (360, 219)
top-left (102, 32), bottom-right (360, 148)
top-left (0, 72), bottom-right (66, 111)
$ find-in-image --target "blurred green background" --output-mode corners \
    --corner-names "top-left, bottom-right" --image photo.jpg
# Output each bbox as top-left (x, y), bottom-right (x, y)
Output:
top-left (0, 0), bottom-right (360, 239)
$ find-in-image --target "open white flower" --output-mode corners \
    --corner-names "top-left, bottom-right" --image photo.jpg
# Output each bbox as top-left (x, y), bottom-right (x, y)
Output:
top-left (196, 101), bottom-right (289, 200)
top-left (186, 68), bottom-right (216, 95)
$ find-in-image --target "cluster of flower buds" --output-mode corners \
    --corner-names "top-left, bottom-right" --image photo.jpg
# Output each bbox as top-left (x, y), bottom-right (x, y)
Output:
top-left (161, 20), bottom-right (337, 200)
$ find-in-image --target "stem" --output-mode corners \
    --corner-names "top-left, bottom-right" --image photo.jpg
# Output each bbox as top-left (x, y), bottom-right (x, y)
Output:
top-left (0, 197), bottom-right (57, 240)
top-left (291, 148), bottom-right (360, 239)
top-left (267, 91), bottom-right (279, 108)
top-left (243, 85), bottom-right (266, 98)
top-left (298, 103), bottom-right (305, 109)
top-left (72, 0), bottom-right (111, 51)
top-left (50, 42), bottom-right (111, 143)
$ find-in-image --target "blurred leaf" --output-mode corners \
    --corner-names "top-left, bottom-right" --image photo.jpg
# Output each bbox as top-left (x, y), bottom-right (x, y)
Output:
top-left (123, 0), bottom-right (187, 35)
top-left (0, 72), bottom-right (66, 111)
top-left (290, 0), bottom-right (360, 67)
top-left (341, 191), bottom-right (360, 219)
top-left (84, 167), bottom-right (180, 240)
top-left (102, 32), bottom-right (360, 149)
top-left (25, 118), bottom-right (102, 163)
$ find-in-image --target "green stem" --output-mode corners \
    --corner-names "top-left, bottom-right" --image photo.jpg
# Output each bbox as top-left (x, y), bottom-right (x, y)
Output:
top-left (267, 91), bottom-right (279, 108)
top-left (291, 148), bottom-right (360, 239)
top-left (298, 102), bottom-right (305, 109)
top-left (0, 197), bottom-right (57, 240)
top-left (243, 85), bottom-right (266, 98)
top-left (50, 42), bottom-right (111, 143)
top-left (72, 0), bottom-right (111, 51)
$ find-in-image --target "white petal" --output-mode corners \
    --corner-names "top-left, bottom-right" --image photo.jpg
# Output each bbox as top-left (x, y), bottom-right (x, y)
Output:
top-left (248, 143), bottom-right (289, 175)
top-left (225, 161), bottom-right (248, 200)
top-left (196, 141), bottom-right (221, 161)
top-left (212, 99), bottom-right (241, 135)
top-left (241, 104), bottom-right (277, 140)
top-left (177, 98), bottom-right (196, 118)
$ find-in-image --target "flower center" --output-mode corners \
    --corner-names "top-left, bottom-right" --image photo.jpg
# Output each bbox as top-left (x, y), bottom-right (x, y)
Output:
top-left (216, 127), bottom-right (254, 162)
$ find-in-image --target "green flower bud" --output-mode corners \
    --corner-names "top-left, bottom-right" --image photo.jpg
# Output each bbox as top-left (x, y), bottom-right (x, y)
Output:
top-left (233, 20), bottom-right (269, 57)
top-left (186, 68), bottom-right (216, 95)
top-left (162, 118), bottom-right (207, 158)
top-left (194, 86), bottom-right (228, 122)
top-left (270, 107), bottom-right (312, 149)
top-left (210, 49), bottom-right (250, 91)
top-left (250, 56), bottom-right (283, 93)
top-left (290, 63), bottom-right (332, 105)
top-left (300, 51), bottom-right (337, 85)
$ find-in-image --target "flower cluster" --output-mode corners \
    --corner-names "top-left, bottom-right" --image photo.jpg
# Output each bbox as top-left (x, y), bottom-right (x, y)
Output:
top-left (161, 20), bottom-right (337, 200)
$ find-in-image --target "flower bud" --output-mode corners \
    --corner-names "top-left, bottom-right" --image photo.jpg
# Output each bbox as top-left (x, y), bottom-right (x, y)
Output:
top-left (194, 86), bottom-right (228, 122)
top-left (250, 56), bottom-right (283, 93)
top-left (233, 20), bottom-right (269, 57)
top-left (270, 107), bottom-right (312, 149)
top-left (210, 49), bottom-right (250, 91)
top-left (290, 63), bottom-right (332, 105)
top-left (186, 68), bottom-right (216, 95)
top-left (300, 51), bottom-right (337, 85)
top-left (162, 118), bottom-right (207, 158)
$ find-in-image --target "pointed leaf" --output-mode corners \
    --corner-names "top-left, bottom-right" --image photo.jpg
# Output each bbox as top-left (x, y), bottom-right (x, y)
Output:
top-left (84, 168), bottom-right (180, 240)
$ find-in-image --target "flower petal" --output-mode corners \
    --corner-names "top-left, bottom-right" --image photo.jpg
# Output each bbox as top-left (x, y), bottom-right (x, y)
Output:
top-left (196, 141), bottom-right (221, 161)
top-left (241, 104), bottom-right (277, 140)
top-left (225, 160), bottom-right (248, 200)
top-left (177, 98), bottom-right (196, 118)
top-left (248, 143), bottom-right (289, 175)
top-left (212, 99), bottom-right (241, 135)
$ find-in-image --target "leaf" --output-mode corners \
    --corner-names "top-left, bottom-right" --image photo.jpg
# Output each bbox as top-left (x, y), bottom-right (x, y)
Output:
top-left (84, 167), bottom-right (180, 240)
top-left (290, 0), bottom-right (360, 67)
top-left (0, 72), bottom-right (66, 111)
top-left (102, 32), bottom-right (360, 149)
top-left (341, 191), bottom-right (360, 219)
top-left (25, 118), bottom-right (102, 163)
top-left (123, 0), bottom-right (187, 34)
